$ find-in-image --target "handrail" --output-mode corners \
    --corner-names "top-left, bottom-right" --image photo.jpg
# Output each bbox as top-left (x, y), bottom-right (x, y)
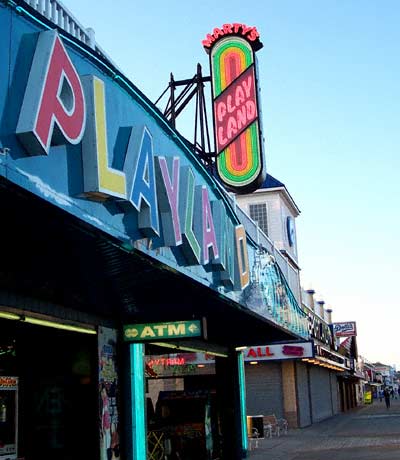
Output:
top-left (21, 0), bottom-right (120, 68)
top-left (23, 0), bottom-right (95, 47)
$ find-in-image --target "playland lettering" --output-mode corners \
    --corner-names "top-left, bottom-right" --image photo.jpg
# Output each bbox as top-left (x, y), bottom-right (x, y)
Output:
top-left (15, 30), bottom-right (250, 291)
top-left (214, 66), bottom-right (257, 153)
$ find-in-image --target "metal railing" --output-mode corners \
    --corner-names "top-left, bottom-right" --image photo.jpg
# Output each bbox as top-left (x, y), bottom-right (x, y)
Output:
top-left (21, 0), bottom-right (117, 66)
top-left (23, 0), bottom-right (95, 47)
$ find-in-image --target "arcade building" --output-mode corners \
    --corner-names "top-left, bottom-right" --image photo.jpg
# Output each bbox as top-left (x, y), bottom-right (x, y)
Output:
top-left (0, 2), bottom-right (308, 460)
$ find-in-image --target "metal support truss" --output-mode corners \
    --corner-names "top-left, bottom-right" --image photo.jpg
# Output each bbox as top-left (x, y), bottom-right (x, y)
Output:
top-left (155, 63), bottom-right (215, 168)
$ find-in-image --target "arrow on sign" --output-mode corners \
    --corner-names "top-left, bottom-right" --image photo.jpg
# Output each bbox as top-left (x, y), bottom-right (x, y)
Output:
top-left (125, 328), bottom-right (139, 338)
top-left (188, 323), bottom-right (198, 333)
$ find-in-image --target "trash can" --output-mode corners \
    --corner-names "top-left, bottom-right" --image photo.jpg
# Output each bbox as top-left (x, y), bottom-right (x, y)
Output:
top-left (246, 415), bottom-right (264, 439)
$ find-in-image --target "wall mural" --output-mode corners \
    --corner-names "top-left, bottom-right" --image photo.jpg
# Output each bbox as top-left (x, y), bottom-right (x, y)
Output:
top-left (242, 249), bottom-right (308, 338)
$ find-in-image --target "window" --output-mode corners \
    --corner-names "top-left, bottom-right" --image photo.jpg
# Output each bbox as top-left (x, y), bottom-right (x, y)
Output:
top-left (249, 203), bottom-right (268, 236)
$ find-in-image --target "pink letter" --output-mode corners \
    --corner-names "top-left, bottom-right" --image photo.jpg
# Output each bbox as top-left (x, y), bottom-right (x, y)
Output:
top-left (17, 30), bottom-right (85, 155)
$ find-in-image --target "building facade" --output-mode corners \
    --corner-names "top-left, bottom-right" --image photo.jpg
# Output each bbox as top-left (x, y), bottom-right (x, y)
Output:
top-left (0, 2), bottom-right (310, 460)
top-left (236, 174), bottom-right (360, 428)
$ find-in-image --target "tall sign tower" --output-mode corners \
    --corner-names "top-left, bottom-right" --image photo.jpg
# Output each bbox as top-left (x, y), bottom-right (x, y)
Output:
top-left (203, 24), bottom-right (266, 193)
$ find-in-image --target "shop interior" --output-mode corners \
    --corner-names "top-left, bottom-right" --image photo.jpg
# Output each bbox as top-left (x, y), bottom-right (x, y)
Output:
top-left (145, 343), bottom-right (221, 460)
top-left (0, 318), bottom-right (98, 460)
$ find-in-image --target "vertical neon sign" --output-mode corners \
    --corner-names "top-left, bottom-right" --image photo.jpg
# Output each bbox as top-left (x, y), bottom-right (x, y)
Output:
top-left (129, 343), bottom-right (146, 460)
top-left (203, 24), bottom-right (266, 194)
top-left (237, 351), bottom-right (248, 453)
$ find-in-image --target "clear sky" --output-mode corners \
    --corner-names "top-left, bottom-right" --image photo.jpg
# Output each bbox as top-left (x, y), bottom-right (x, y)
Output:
top-left (62, 0), bottom-right (400, 368)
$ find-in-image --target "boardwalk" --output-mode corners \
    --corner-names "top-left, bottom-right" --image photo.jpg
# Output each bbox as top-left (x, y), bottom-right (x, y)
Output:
top-left (249, 397), bottom-right (400, 460)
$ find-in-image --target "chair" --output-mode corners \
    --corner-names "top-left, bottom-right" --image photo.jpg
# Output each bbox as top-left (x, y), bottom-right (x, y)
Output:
top-left (263, 420), bottom-right (273, 438)
top-left (263, 414), bottom-right (288, 437)
top-left (248, 427), bottom-right (260, 450)
top-left (278, 416), bottom-right (288, 435)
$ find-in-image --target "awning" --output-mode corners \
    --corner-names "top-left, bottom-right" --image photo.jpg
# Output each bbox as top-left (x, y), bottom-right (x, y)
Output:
top-left (0, 178), bottom-right (298, 348)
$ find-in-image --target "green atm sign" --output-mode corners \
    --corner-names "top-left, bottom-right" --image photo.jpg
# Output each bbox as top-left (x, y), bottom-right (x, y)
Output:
top-left (123, 320), bottom-right (202, 342)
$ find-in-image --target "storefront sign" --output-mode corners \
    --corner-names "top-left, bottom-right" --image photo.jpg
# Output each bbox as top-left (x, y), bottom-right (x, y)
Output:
top-left (315, 345), bottom-right (346, 366)
top-left (204, 23), bottom-right (266, 193)
top-left (308, 311), bottom-right (333, 346)
top-left (0, 377), bottom-right (18, 390)
top-left (202, 24), bottom-right (262, 50)
top-left (145, 352), bottom-right (216, 378)
top-left (333, 322), bottom-right (357, 337)
top-left (214, 65), bottom-right (257, 153)
top-left (13, 29), bottom-right (250, 292)
top-left (123, 320), bottom-right (202, 342)
top-left (244, 342), bottom-right (314, 361)
top-left (0, 377), bottom-right (18, 460)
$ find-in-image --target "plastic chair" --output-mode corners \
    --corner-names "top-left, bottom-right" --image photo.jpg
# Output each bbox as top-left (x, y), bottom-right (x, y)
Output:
top-left (248, 427), bottom-right (260, 450)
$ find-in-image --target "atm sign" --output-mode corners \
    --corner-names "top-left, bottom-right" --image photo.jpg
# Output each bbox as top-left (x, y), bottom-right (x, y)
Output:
top-left (123, 320), bottom-right (202, 342)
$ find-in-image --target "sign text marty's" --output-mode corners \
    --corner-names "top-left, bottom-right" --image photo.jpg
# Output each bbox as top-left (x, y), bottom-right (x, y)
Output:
top-left (15, 30), bottom-right (249, 291)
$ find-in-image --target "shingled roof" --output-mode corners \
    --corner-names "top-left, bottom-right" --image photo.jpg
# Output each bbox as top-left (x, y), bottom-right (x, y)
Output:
top-left (260, 174), bottom-right (286, 189)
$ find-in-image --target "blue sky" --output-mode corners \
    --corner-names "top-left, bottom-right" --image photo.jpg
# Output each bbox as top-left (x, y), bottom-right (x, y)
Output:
top-left (62, 0), bottom-right (400, 368)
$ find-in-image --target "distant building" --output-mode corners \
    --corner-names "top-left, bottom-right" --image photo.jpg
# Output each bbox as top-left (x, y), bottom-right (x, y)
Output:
top-left (236, 174), bottom-right (359, 427)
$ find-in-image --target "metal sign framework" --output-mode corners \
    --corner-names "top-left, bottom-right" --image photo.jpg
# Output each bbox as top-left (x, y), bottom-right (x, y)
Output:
top-left (155, 63), bottom-right (215, 169)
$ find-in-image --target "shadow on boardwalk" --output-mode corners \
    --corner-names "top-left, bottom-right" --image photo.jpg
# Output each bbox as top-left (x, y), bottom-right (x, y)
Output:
top-left (248, 397), bottom-right (400, 460)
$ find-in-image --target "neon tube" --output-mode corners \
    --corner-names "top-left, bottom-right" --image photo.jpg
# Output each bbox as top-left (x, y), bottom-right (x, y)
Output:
top-left (0, 310), bottom-right (96, 334)
top-left (130, 343), bottom-right (146, 460)
top-left (237, 351), bottom-right (248, 452)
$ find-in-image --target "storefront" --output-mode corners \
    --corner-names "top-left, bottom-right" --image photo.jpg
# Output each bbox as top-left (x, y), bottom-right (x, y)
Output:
top-left (244, 341), bottom-right (314, 428)
top-left (144, 349), bottom-right (221, 459)
top-left (0, 317), bottom-right (98, 460)
top-left (0, 2), bottom-right (307, 459)
top-left (244, 341), bottom-right (349, 428)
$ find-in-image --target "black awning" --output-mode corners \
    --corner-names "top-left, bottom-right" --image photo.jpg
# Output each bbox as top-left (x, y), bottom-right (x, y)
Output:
top-left (0, 178), bottom-right (296, 348)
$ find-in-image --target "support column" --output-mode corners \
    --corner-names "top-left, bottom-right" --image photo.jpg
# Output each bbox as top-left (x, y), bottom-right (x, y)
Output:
top-left (215, 350), bottom-right (247, 459)
top-left (282, 361), bottom-right (299, 427)
top-left (125, 343), bottom-right (147, 460)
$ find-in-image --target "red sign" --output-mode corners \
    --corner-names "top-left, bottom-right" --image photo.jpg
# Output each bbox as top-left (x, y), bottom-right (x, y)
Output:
top-left (244, 342), bottom-right (314, 361)
top-left (202, 23), bottom-right (261, 50)
top-left (333, 322), bottom-right (357, 337)
top-left (214, 65), bottom-right (258, 153)
top-left (246, 347), bottom-right (274, 358)
top-left (282, 346), bottom-right (304, 357)
top-left (0, 377), bottom-right (18, 389)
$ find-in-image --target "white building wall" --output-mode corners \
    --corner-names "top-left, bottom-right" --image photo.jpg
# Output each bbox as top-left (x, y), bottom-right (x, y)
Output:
top-left (236, 189), bottom-right (302, 304)
top-left (279, 196), bottom-right (298, 261)
top-left (236, 189), bottom-right (299, 262)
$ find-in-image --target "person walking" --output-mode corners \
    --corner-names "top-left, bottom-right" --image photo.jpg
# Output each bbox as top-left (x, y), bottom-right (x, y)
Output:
top-left (384, 387), bottom-right (391, 409)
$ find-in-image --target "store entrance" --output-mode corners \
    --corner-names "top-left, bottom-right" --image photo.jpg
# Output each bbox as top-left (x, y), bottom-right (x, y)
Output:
top-left (0, 318), bottom-right (98, 460)
top-left (145, 345), bottom-right (221, 460)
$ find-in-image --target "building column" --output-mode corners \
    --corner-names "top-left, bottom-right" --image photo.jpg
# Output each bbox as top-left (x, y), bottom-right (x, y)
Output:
top-left (124, 343), bottom-right (147, 460)
top-left (282, 361), bottom-right (299, 427)
top-left (215, 350), bottom-right (247, 459)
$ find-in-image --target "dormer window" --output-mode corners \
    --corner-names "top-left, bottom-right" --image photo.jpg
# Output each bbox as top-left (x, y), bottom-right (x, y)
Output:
top-left (249, 203), bottom-right (268, 236)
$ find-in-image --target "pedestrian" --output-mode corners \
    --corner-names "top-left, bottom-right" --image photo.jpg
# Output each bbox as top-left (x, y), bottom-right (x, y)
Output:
top-left (384, 387), bottom-right (391, 409)
top-left (379, 389), bottom-right (383, 402)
